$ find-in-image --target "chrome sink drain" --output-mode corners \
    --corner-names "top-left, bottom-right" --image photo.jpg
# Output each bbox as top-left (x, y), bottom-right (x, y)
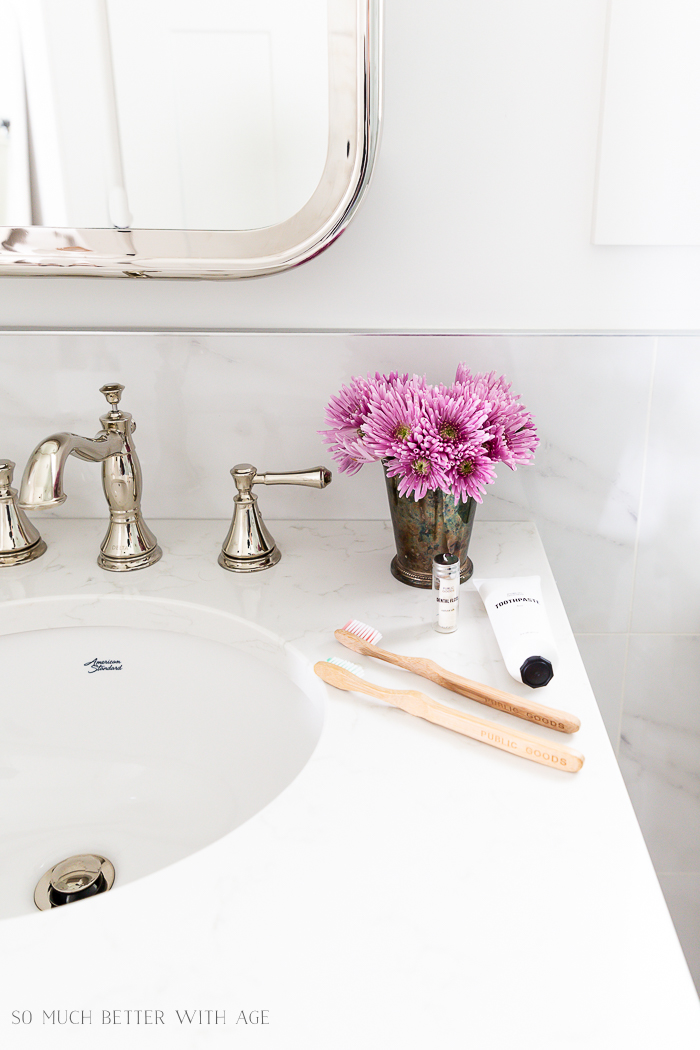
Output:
top-left (34, 854), bottom-right (115, 911)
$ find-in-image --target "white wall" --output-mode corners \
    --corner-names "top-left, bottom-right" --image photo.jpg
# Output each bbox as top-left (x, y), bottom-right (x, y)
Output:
top-left (3, 0), bottom-right (700, 329)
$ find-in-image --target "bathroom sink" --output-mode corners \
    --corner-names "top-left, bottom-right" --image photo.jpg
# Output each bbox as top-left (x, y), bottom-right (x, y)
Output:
top-left (0, 595), bottom-right (325, 919)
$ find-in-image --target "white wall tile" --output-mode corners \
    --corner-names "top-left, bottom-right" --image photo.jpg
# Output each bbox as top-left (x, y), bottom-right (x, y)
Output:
top-left (632, 337), bottom-right (700, 633)
top-left (574, 634), bottom-right (628, 748)
top-left (657, 872), bottom-right (700, 994)
top-left (618, 634), bottom-right (700, 872)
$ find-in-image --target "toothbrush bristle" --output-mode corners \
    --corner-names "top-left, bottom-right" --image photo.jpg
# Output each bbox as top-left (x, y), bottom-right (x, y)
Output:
top-left (342, 619), bottom-right (383, 645)
top-left (326, 656), bottom-right (364, 676)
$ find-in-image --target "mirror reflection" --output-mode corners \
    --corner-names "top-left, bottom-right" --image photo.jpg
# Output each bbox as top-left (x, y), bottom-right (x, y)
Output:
top-left (0, 0), bottom-right (329, 231)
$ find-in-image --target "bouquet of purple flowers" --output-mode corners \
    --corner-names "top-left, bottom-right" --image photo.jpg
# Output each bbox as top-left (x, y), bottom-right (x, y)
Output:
top-left (321, 364), bottom-right (538, 502)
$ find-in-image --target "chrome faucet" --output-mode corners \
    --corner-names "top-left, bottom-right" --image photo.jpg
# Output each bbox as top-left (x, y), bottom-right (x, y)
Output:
top-left (219, 463), bottom-right (332, 571)
top-left (0, 459), bottom-right (47, 566)
top-left (19, 384), bottom-right (162, 571)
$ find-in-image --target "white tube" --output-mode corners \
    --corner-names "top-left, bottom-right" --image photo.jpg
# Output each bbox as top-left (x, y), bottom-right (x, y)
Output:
top-left (471, 576), bottom-right (559, 689)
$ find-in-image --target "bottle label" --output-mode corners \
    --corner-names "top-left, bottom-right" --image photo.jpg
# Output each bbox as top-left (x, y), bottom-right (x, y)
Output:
top-left (436, 576), bottom-right (459, 629)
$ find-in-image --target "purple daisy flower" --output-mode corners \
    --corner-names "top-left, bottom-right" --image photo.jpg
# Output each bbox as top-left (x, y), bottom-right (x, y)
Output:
top-left (320, 373), bottom-right (382, 470)
top-left (323, 427), bottom-right (377, 475)
top-left (487, 417), bottom-right (539, 467)
top-left (446, 448), bottom-right (497, 503)
top-left (385, 448), bottom-right (450, 501)
top-left (321, 363), bottom-right (537, 494)
top-left (320, 372), bottom-right (416, 473)
top-left (361, 375), bottom-right (427, 461)
top-left (417, 387), bottom-right (490, 459)
top-left (454, 368), bottom-right (517, 427)
top-left (323, 374), bottom-right (375, 431)
top-left (453, 365), bottom-right (539, 468)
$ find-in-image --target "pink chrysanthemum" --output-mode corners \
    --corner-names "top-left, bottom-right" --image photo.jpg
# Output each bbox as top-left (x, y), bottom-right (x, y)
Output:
top-left (487, 419), bottom-right (539, 468)
top-left (361, 375), bottom-right (427, 460)
top-left (320, 374), bottom-right (381, 468)
top-left (453, 366), bottom-right (539, 468)
top-left (320, 372), bottom-right (415, 470)
top-left (385, 449), bottom-right (450, 501)
top-left (323, 371), bottom-right (410, 430)
top-left (445, 448), bottom-right (497, 503)
top-left (415, 387), bottom-right (490, 458)
top-left (323, 374), bottom-right (374, 431)
top-left (322, 427), bottom-right (377, 475)
top-left (320, 362), bottom-right (537, 498)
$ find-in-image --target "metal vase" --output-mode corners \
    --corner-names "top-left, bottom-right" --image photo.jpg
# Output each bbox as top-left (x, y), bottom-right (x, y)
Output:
top-left (383, 464), bottom-right (477, 588)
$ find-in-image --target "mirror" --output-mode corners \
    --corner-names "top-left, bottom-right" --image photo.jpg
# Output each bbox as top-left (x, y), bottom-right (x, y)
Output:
top-left (0, 0), bottom-right (381, 278)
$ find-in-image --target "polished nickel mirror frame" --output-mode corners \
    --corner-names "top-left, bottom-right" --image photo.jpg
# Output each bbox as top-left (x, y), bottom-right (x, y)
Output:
top-left (0, 0), bottom-right (382, 280)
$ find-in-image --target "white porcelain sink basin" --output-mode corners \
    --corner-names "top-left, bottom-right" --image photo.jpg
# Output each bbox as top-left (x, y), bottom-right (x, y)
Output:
top-left (0, 595), bottom-right (324, 919)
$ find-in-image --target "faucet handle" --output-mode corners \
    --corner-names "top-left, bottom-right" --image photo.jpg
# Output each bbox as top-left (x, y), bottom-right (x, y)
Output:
top-left (99, 383), bottom-right (125, 412)
top-left (229, 464), bottom-right (332, 499)
top-left (219, 463), bottom-right (332, 572)
top-left (253, 466), bottom-right (332, 489)
top-left (0, 459), bottom-right (15, 496)
top-left (229, 463), bottom-right (259, 499)
top-left (0, 458), bottom-right (47, 566)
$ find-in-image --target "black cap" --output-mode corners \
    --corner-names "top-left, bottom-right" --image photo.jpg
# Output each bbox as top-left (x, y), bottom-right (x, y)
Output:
top-left (433, 553), bottom-right (459, 566)
top-left (520, 655), bottom-right (554, 689)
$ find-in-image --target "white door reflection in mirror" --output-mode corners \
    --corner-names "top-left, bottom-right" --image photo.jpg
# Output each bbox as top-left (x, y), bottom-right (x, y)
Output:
top-left (0, 0), bottom-right (30, 226)
top-left (109, 0), bottom-right (329, 230)
top-left (10, 0), bottom-right (329, 231)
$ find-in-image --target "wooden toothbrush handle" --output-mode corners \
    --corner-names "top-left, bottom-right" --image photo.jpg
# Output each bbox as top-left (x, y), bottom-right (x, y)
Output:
top-left (314, 662), bottom-right (584, 774)
top-left (333, 630), bottom-right (580, 735)
top-left (414, 660), bottom-right (580, 734)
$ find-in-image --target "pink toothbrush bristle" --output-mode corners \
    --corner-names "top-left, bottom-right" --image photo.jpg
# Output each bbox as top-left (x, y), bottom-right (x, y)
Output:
top-left (343, 619), bottom-right (383, 645)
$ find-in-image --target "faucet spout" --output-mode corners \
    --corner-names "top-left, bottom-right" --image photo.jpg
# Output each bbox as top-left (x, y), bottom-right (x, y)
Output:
top-left (19, 431), bottom-right (123, 509)
top-left (17, 384), bottom-right (161, 572)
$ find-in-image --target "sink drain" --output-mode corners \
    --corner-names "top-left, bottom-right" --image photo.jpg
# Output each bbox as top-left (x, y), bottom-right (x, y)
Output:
top-left (34, 854), bottom-right (115, 911)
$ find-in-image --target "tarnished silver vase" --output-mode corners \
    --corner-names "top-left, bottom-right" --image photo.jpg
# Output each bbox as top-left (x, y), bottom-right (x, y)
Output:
top-left (383, 463), bottom-right (476, 588)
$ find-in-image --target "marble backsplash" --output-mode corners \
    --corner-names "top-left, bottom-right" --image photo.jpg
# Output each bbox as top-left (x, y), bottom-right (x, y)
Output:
top-left (0, 332), bottom-right (654, 631)
top-left (1, 329), bottom-right (698, 987)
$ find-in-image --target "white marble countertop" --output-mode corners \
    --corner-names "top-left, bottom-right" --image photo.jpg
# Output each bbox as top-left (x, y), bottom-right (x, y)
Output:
top-left (1, 518), bottom-right (698, 1049)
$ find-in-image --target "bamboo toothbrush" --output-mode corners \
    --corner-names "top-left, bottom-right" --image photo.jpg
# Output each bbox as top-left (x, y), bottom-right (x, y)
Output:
top-left (315, 658), bottom-right (584, 773)
top-left (336, 619), bottom-right (581, 735)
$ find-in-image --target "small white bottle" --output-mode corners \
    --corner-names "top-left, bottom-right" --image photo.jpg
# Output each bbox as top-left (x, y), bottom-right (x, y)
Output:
top-left (432, 553), bottom-right (460, 633)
